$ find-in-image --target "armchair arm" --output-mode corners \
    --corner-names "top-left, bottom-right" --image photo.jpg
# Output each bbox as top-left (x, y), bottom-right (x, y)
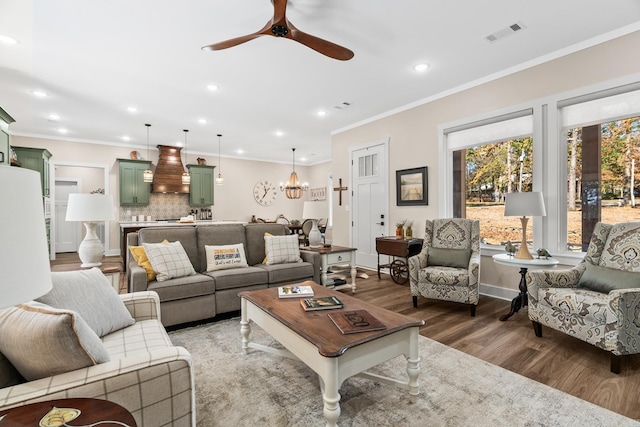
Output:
top-left (610, 288), bottom-right (640, 355)
top-left (128, 263), bottom-right (149, 293)
top-left (0, 346), bottom-right (195, 426)
top-left (526, 264), bottom-right (585, 309)
top-left (467, 253), bottom-right (481, 304)
top-left (300, 249), bottom-right (321, 284)
top-left (120, 291), bottom-right (161, 322)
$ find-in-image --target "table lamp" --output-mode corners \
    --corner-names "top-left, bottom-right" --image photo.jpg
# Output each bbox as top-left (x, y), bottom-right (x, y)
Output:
top-left (65, 193), bottom-right (115, 267)
top-left (0, 167), bottom-right (52, 308)
top-left (504, 191), bottom-right (546, 259)
top-left (302, 201), bottom-right (328, 248)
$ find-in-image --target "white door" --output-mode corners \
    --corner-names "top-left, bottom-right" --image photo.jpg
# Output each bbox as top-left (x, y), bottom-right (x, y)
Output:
top-left (351, 140), bottom-right (389, 269)
top-left (55, 181), bottom-right (79, 253)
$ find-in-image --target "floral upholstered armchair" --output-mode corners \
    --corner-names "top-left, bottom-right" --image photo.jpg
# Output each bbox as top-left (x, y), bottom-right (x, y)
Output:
top-left (526, 221), bottom-right (640, 373)
top-left (408, 218), bottom-right (480, 316)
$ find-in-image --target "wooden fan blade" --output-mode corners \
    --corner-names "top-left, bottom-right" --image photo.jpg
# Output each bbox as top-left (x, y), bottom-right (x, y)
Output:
top-left (202, 33), bottom-right (263, 51)
top-left (289, 26), bottom-right (354, 61)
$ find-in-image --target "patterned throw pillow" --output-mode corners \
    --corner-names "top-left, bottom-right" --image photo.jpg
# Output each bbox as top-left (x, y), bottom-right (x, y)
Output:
top-left (0, 302), bottom-right (110, 381)
top-left (129, 245), bottom-right (156, 281)
top-left (143, 240), bottom-right (196, 282)
top-left (205, 243), bottom-right (249, 271)
top-left (264, 234), bottom-right (302, 265)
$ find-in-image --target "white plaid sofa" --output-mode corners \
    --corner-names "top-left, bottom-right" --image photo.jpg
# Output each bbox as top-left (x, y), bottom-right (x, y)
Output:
top-left (526, 222), bottom-right (640, 373)
top-left (0, 291), bottom-right (196, 426)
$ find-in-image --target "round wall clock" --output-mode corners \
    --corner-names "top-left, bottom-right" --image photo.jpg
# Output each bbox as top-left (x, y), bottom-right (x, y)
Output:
top-left (253, 180), bottom-right (278, 206)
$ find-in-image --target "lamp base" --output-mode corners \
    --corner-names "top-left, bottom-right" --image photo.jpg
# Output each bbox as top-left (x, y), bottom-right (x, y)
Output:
top-left (514, 216), bottom-right (533, 259)
top-left (78, 222), bottom-right (105, 267)
top-left (308, 220), bottom-right (323, 248)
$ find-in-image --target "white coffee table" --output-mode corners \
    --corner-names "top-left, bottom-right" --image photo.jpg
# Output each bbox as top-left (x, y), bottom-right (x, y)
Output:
top-left (239, 282), bottom-right (424, 427)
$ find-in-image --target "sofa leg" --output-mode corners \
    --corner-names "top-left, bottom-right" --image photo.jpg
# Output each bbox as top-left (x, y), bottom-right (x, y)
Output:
top-left (412, 296), bottom-right (418, 308)
top-left (531, 321), bottom-right (542, 337)
top-left (611, 354), bottom-right (622, 374)
top-left (470, 305), bottom-right (476, 317)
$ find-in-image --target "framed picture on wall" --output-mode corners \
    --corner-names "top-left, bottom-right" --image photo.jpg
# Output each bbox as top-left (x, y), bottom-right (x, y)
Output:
top-left (310, 187), bottom-right (327, 200)
top-left (396, 167), bottom-right (428, 206)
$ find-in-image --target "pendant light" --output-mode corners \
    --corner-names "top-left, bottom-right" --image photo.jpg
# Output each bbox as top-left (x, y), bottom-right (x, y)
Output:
top-left (215, 133), bottom-right (224, 185)
top-left (279, 148), bottom-right (308, 199)
top-left (181, 129), bottom-right (190, 185)
top-left (143, 124), bottom-right (153, 183)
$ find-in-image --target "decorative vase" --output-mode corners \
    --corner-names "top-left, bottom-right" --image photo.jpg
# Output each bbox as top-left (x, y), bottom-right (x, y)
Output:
top-left (405, 226), bottom-right (412, 238)
top-left (396, 227), bottom-right (404, 239)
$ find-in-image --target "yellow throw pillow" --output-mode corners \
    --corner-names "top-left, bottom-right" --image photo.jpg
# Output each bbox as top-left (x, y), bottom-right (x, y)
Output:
top-left (129, 245), bottom-right (155, 282)
top-left (263, 232), bottom-right (273, 264)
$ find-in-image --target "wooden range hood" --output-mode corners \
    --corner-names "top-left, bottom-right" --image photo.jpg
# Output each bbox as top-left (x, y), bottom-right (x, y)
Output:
top-left (152, 145), bottom-right (190, 194)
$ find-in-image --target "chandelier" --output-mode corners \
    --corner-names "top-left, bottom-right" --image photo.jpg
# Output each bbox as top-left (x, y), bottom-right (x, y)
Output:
top-left (280, 148), bottom-right (308, 199)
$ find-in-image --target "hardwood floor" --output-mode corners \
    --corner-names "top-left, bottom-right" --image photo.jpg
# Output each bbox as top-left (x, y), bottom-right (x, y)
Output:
top-left (50, 254), bottom-right (640, 420)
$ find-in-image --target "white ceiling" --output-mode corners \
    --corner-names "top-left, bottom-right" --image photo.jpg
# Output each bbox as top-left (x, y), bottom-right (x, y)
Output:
top-left (1, 0), bottom-right (640, 165)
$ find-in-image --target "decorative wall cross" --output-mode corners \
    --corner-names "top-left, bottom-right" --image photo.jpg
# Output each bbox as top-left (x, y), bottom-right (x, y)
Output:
top-left (333, 178), bottom-right (348, 206)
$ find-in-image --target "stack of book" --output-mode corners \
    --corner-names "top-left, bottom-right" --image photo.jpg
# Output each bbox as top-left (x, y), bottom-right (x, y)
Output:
top-left (278, 285), bottom-right (314, 298)
top-left (300, 296), bottom-right (343, 311)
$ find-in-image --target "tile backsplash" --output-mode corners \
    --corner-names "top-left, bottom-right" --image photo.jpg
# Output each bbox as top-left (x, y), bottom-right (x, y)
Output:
top-left (118, 193), bottom-right (211, 221)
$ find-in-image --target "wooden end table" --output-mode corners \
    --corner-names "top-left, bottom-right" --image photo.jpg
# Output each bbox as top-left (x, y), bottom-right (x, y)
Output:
top-left (0, 398), bottom-right (136, 426)
top-left (239, 282), bottom-right (424, 427)
top-left (492, 253), bottom-right (559, 321)
top-left (375, 237), bottom-right (424, 284)
top-left (301, 245), bottom-right (357, 293)
top-left (51, 260), bottom-right (123, 293)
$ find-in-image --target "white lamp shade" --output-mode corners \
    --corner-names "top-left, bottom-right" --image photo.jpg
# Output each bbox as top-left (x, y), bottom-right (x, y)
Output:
top-left (66, 193), bottom-right (115, 222)
top-left (302, 201), bottom-right (328, 220)
top-left (0, 167), bottom-right (52, 308)
top-left (504, 192), bottom-right (546, 217)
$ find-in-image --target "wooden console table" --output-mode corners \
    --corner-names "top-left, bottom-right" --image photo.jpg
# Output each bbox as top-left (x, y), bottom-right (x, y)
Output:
top-left (375, 237), bottom-right (424, 284)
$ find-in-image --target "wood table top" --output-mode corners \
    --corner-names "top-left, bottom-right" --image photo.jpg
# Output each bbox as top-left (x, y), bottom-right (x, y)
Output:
top-left (239, 282), bottom-right (424, 357)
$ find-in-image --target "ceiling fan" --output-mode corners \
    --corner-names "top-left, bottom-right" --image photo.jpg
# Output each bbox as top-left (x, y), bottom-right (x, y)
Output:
top-left (202, 0), bottom-right (354, 61)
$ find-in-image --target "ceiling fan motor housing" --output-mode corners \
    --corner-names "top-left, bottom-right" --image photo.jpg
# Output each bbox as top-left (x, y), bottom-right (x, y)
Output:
top-left (271, 25), bottom-right (288, 37)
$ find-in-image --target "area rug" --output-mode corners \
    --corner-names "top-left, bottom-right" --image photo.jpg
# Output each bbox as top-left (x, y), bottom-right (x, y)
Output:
top-left (168, 318), bottom-right (639, 427)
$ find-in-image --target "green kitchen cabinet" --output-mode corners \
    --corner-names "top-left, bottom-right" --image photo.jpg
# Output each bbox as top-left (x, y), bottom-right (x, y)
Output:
top-left (12, 146), bottom-right (52, 197)
top-left (119, 159), bottom-right (151, 206)
top-left (187, 164), bottom-right (215, 206)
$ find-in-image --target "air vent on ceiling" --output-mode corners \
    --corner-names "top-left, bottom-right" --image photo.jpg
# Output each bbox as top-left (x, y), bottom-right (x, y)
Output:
top-left (485, 21), bottom-right (526, 43)
top-left (334, 102), bottom-right (351, 110)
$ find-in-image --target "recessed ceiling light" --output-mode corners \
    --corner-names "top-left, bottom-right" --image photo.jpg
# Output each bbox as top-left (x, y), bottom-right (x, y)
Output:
top-left (0, 35), bottom-right (18, 45)
top-left (236, 149), bottom-right (244, 155)
top-left (47, 114), bottom-right (60, 122)
top-left (316, 110), bottom-right (327, 117)
top-left (30, 90), bottom-right (48, 98)
top-left (198, 118), bottom-right (207, 124)
top-left (206, 84), bottom-right (219, 92)
top-left (122, 135), bottom-right (131, 141)
top-left (126, 106), bottom-right (138, 113)
top-left (275, 130), bottom-right (284, 137)
top-left (414, 63), bottom-right (429, 72)
top-left (57, 128), bottom-right (68, 134)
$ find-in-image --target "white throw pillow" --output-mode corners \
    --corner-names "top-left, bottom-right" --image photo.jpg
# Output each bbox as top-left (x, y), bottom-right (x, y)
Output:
top-left (205, 243), bottom-right (249, 271)
top-left (0, 302), bottom-right (110, 381)
top-left (38, 267), bottom-right (135, 337)
top-left (144, 240), bottom-right (196, 282)
top-left (264, 234), bottom-right (302, 265)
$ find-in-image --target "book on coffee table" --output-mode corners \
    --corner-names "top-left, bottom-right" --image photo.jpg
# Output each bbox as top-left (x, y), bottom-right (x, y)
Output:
top-left (278, 285), bottom-right (314, 298)
top-left (328, 310), bottom-right (386, 334)
top-left (300, 296), bottom-right (343, 311)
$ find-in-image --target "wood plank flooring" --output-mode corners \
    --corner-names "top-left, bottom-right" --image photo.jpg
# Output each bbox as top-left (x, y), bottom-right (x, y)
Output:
top-left (50, 254), bottom-right (640, 420)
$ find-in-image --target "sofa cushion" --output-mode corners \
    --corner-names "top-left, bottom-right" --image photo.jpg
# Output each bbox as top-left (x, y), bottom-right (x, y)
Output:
top-left (205, 243), bottom-right (249, 271)
top-left (427, 247), bottom-right (471, 269)
top-left (197, 224), bottom-right (247, 272)
top-left (0, 302), bottom-right (110, 381)
top-left (244, 223), bottom-right (287, 266)
top-left (129, 245), bottom-right (156, 281)
top-left (257, 262), bottom-right (315, 284)
top-left (144, 241), bottom-right (196, 282)
top-left (205, 266), bottom-right (269, 291)
top-left (578, 262), bottom-right (640, 293)
top-left (599, 222), bottom-right (640, 271)
top-left (138, 227), bottom-right (199, 272)
top-left (148, 274), bottom-right (215, 303)
top-left (38, 268), bottom-right (135, 337)
top-left (264, 234), bottom-right (302, 265)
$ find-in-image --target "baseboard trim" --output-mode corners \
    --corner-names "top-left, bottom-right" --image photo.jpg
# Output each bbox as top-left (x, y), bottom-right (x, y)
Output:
top-left (479, 282), bottom-right (519, 302)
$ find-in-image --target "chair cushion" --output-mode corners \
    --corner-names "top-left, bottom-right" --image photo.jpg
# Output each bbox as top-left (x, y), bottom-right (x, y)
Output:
top-left (129, 245), bottom-right (156, 281)
top-left (599, 222), bottom-right (640, 271)
top-left (205, 243), bottom-right (249, 271)
top-left (144, 240), bottom-right (196, 282)
top-left (427, 247), bottom-right (471, 269)
top-left (264, 235), bottom-right (302, 265)
top-left (578, 263), bottom-right (640, 293)
top-left (39, 268), bottom-right (135, 337)
top-left (0, 302), bottom-right (110, 381)
top-left (421, 266), bottom-right (470, 287)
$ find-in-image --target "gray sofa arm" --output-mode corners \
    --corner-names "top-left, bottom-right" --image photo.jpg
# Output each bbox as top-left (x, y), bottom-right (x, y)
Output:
top-left (128, 263), bottom-right (149, 293)
top-left (300, 250), bottom-right (321, 284)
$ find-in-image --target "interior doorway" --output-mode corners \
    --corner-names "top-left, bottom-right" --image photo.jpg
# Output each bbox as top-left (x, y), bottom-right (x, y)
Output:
top-left (55, 180), bottom-right (80, 253)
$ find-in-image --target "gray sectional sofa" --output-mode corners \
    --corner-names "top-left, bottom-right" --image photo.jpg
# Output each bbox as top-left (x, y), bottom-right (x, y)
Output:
top-left (127, 223), bottom-right (321, 327)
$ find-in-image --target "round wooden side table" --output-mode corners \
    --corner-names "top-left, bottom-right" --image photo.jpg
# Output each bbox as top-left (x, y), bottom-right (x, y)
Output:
top-left (0, 398), bottom-right (136, 426)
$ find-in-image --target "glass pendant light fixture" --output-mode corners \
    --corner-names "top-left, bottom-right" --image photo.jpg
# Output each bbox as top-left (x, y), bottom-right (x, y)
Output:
top-left (143, 123), bottom-right (153, 183)
top-left (181, 129), bottom-right (190, 185)
top-left (280, 148), bottom-right (308, 199)
top-left (215, 133), bottom-right (224, 185)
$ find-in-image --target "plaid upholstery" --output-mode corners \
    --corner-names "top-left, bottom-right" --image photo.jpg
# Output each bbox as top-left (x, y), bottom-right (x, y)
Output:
top-left (144, 241), bottom-right (196, 282)
top-left (0, 292), bottom-right (195, 427)
top-left (264, 234), bottom-right (302, 265)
